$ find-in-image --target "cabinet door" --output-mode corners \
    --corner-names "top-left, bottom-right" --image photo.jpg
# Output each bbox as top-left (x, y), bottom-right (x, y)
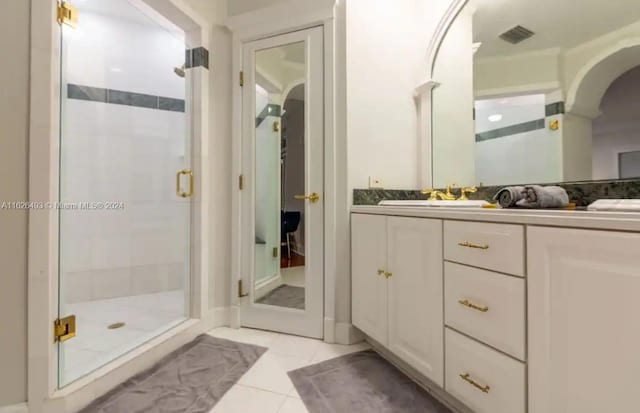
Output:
top-left (387, 217), bottom-right (444, 386)
top-left (528, 227), bottom-right (640, 413)
top-left (351, 214), bottom-right (388, 345)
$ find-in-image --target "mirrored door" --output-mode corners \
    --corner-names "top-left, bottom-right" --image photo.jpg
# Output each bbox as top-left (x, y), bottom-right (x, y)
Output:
top-left (240, 27), bottom-right (324, 338)
top-left (57, 0), bottom-right (192, 386)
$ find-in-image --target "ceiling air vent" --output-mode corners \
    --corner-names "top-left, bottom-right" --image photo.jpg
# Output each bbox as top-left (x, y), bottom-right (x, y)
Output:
top-left (499, 25), bottom-right (535, 44)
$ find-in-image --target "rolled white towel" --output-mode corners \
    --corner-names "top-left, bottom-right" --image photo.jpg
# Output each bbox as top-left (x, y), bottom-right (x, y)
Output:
top-left (516, 185), bottom-right (569, 209)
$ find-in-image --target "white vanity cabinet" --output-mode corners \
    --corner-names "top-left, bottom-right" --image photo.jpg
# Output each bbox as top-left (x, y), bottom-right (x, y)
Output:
top-left (351, 214), bottom-right (388, 345)
top-left (528, 226), bottom-right (640, 413)
top-left (351, 213), bottom-right (444, 386)
top-left (352, 206), bottom-right (640, 413)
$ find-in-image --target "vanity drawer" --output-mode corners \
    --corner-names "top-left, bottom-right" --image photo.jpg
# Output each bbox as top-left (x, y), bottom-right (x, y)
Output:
top-left (445, 328), bottom-right (525, 413)
top-left (444, 221), bottom-right (524, 276)
top-left (445, 262), bottom-right (525, 360)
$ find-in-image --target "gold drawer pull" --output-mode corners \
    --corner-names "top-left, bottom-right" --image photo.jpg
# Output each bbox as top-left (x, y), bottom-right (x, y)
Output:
top-left (458, 241), bottom-right (489, 250)
top-left (377, 269), bottom-right (385, 276)
top-left (460, 373), bottom-right (490, 393)
top-left (458, 299), bottom-right (489, 313)
top-left (384, 271), bottom-right (393, 279)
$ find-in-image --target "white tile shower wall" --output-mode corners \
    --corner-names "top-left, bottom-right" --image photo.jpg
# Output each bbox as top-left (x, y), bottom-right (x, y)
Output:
top-left (65, 11), bottom-right (186, 98)
top-left (60, 9), bottom-right (189, 303)
top-left (475, 96), bottom-right (562, 185)
top-left (475, 128), bottom-right (562, 186)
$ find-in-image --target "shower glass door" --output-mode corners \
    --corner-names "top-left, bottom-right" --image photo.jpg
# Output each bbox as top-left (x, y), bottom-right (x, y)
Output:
top-left (57, 0), bottom-right (192, 386)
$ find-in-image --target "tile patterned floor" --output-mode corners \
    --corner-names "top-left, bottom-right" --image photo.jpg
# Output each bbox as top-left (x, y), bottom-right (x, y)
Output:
top-left (207, 327), bottom-right (371, 413)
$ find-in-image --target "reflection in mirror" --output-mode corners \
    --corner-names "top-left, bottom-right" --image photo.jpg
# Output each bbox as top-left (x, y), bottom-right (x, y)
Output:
top-left (432, 0), bottom-right (640, 188)
top-left (253, 42), bottom-right (307, 310)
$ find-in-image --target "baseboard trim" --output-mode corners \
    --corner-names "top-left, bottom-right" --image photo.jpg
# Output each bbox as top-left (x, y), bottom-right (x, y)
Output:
top-left (0, 403), bottom-right (28, 413)
top-left (335, 322), bottom-right (365, 345)
top-left (323, 317), bottom-right (336, 343)
top-left (367, 338), bottom-right (473, 413)
top-left (205, 306), bottom-right (230, 330)
top-left (229, 305), bottom-right (241, 328)
top-left (254, 274), bottom-right (283, 300)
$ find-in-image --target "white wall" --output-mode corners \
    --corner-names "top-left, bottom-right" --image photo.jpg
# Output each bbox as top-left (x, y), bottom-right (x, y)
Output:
top-left (432, 9), bottom-right (475, 188)
top-left (0, 0), bottom-right (29, 407)
top-left (346, 0), bottom-right (450, 191)
top-left (474, 49), bottom-right (561, 96)
top-left (562, 113), bottom-right (593, 181)
top-left (206, 0), bottom-right (233, 311)
top-left (593, 66), bottom-right (640, 179)
top-left (473, 20), bottom-right (640, 109)
top-left (563, 20), bottom-right (640, 108)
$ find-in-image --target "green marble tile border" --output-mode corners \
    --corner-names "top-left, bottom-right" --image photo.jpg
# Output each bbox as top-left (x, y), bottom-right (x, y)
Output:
top-left (256, 104), bottom-right (281, 127)
top-left (67, 84), bottom-right (185, 112)
top-left (476, 119), bottom-right (545, 142)
top-left (474, 101), bottom-right (565, 143)
top-left (354, 179), bottom-right (640, 208)
top-left (545, 101), bottom-right (565, 116)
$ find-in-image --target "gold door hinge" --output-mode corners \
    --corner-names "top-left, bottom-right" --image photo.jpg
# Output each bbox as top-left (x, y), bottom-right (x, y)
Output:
top-left (239, 71), bottom-right (244, 87)
top-left (238, 279), bottom-right (249, 298)
top-left (239, 174), bottom-right (244, 190)
top-left (272, 247), bottom-right (278, 258)
top-left (57, 2), bottom-right (78, 27)
top-left (54, 315), bottom-right (76, 342)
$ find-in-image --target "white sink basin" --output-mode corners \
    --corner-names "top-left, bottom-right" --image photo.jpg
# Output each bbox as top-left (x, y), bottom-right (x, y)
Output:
top-left (378, 200), bottom-right (490, 208)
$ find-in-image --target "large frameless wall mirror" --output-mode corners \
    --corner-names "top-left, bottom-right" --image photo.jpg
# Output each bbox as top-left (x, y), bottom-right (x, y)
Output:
top-left (254, 42), bottom-right (307, 310)
top-left (431, 0), bottom-right (640, 188)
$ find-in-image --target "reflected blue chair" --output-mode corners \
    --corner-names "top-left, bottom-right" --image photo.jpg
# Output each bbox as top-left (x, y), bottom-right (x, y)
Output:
top-left (281, 211), bottom-right (301, 262)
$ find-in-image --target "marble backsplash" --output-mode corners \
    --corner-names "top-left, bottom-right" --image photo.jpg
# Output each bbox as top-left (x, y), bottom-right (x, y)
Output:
top-left (354, 179), bottom-right (640, 207)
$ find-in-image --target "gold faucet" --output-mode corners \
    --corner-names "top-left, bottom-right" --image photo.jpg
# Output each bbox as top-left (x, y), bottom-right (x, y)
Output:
top-left (458, 186), bottom-right (478, 200)
top-left (421, 189), bottom-right (445, 201)
top-left (441, 184), bottom-right (457, 201)
top-left (422, 184), bottom-right (477, 201)
top-left (421, 184), bottom-right (458, 201)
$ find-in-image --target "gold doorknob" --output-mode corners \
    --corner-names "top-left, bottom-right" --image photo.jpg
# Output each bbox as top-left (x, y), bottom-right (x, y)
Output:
top-left (294, 192), bottom-right (320, 203)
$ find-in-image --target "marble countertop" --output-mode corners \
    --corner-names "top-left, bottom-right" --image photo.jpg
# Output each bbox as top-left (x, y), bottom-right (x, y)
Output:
top-left (351, 205), bottom-right (640, 232)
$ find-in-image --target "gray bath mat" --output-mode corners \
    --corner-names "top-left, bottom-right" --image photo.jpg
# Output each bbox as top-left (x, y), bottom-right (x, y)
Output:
top-left (288, 350), bottom-right (452, 413)
top-left (79, 334), bottom-right (266, 413)
top-left (256, 285), bottom-right (305, 309)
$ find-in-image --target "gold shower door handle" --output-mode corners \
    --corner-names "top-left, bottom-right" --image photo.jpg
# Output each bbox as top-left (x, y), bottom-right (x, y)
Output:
top-left (294, 192), bottom-right (320, 203)
top-left (176, 169), bottom-right (194, 198)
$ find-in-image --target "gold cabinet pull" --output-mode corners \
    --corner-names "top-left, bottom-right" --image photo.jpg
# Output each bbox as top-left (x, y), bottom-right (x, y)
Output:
top-left (294, 192), bottom-right (320, 203)
top-left (176, 169), bottom-right (194, 198)
top-left (384, 271), bottom-right (393, 279)
top-left (460, 373), bottom-right (490, 393)
top-left (377, 269), bottom-right (385, 276)
top-left (458, 299), bottom-right (489, 313)
top-left (458, 241), bottom-right (489, 250)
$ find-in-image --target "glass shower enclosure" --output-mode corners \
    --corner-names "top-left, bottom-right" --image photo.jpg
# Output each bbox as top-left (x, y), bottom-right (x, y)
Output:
top-left (56, 0), bottom-right (192, 386)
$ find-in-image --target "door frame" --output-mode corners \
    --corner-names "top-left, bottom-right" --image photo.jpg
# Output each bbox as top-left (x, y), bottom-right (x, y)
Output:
top-left (227, 3), bottom-right (338, 342)
top-left (27, 0), bottom-right (209, 410)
